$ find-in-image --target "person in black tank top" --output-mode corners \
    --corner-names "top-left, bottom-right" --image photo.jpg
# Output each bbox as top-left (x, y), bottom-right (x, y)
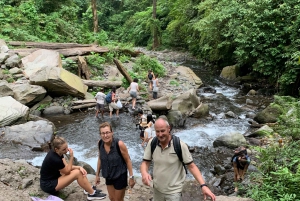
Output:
top-left (96, 122), bottom-right (136, 200)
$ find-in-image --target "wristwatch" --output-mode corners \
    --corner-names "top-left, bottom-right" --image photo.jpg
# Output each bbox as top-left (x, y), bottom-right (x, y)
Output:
top-left (129, 175), bottom-right (134, 179)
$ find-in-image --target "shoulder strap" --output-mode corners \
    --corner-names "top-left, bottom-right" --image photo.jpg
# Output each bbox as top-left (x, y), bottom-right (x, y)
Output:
top-left (150, 136), bottom-right (188, 174)
top-left (151, 137), bottom-right (158, 156)
top-left (115, 138), bottom-right (126, 164)
top-left (99, 139), bottom-right (125, 164)
top-left (172, 135), bottom-right (188, 174)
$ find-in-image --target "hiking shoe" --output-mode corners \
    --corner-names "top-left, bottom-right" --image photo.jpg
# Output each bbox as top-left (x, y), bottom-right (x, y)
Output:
top-left (87, 192), bottom-right (106, 200)
top-left (84, 185), bottom-right (102, 195)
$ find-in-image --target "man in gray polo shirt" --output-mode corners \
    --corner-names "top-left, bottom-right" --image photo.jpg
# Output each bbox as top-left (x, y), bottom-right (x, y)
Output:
top-left (140, 118), bottom-right (216, 201)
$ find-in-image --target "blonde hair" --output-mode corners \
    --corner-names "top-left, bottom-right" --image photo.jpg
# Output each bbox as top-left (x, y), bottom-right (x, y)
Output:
top-left (51, 136), bottom-right (66, 150)
top-left (99, 122), bottom-right (113, 132)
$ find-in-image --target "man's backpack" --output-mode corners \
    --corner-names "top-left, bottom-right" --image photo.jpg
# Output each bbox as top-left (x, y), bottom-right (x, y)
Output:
top-left (148, 73), bottom-right (153, 80)
top-left (150, 135), bottom-right (188, 174)
top-left (105, 92), bottom-right (112, 104)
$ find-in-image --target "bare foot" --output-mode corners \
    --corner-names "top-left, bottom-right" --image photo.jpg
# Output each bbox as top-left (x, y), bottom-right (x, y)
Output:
top-left (234, 187), bottom-right (238, 192)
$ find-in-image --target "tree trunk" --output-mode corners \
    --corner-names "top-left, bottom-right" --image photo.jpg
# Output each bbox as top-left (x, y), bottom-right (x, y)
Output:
top-left (152, 0), bottom-right (159, 50)
top-left (78, 56), bottom-right (90, 80)
top-left (147, 95), bottom-right (173, 110)
top-left (9, 46), bottom-right (109, 57)
top-left (113, 58), bottom-right (133, 84)
top-left (82, 80), bottom-right (122, 88)
top-left (91, 0), bottom-right (98, 34)
top-left (8, 41), bottom-right (90, 49)
top-left (72, 99), bottom-right (96, 105)
top-left (71, 103), bottom-right (96, 110)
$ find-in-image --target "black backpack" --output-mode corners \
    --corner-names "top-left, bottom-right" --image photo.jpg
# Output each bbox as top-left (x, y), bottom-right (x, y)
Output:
top-left (148, 73), bottom-right (153, 80)
top-left (150, 135), bottom-right (188, 174)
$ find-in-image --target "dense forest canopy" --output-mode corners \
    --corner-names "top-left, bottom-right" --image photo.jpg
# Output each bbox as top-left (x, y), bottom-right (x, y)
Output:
top-left (1, 0), bottom-right (300, 96)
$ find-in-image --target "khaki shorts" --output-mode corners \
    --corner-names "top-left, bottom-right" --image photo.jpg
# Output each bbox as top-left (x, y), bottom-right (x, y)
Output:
top-left (153, 188), bottom-right (182, 201)
top-left (109, 102), bottom-right (119, 111)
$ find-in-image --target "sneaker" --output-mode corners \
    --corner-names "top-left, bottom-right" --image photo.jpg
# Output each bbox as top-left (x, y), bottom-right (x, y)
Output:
top-left (87, 192), bottom-right (106, 200)
top-left (84, 185), bottom-right (102, 195)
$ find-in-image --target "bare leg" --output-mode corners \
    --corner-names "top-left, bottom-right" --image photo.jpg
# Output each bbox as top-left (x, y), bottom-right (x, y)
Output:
top-left (55, 169), bottom-right (94, 194)
top-left (107, 185), bottom-right (125, 201)
top-left (116, 109), bottom-right (119, 117)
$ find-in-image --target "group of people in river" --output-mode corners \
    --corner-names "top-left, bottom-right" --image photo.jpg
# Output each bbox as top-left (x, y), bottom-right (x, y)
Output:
top-left (40, 70), bottom-right (250, 200)
top-left (40, 117), bottom-right (217, 201)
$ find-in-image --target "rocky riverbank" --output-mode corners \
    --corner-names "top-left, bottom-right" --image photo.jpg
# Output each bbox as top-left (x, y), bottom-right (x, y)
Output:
top-left (0, 158), bottom-right (254, 201)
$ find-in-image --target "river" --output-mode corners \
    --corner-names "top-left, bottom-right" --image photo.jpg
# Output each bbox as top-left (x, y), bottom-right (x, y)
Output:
top-left (27, 62), bottom-right (273, 181)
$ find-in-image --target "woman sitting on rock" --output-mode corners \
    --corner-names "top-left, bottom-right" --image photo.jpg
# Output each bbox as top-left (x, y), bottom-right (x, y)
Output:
top-left (40, 136), bottom-right (106, 200)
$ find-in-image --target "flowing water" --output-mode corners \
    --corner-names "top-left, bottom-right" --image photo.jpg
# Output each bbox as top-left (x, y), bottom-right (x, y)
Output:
top-left (1, 61), bottom-right (273, 182)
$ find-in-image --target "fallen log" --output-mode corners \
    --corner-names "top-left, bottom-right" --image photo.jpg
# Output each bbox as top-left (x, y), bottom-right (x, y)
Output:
top-left (82, 80), bottom-right (122, 88)
top-left (59, 46), bottom-right (109, 57)
top-left (8, 41), bottom-right (91, 49)
top-left (72, 99), bottom-right (96, 105)
top-left (9, 46), bottom-right (109, 57)
top-left (113, 58), bottom-right (133, 84)
top-left (71, 103), bottom-right (96, 110)
top-left (147, 95), bottom-right (173, 110)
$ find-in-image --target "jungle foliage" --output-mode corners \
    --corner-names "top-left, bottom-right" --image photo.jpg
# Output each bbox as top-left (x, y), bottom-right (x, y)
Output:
top-left (1, 0), bottom-right (299, 96)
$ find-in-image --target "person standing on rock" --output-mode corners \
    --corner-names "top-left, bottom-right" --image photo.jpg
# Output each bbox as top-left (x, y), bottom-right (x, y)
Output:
top-left (140, 118), bottom-right (216, 201)
top-left (109, 87), bottom-right (119, 118)
top-left (128, 78), bottom-right (139, 110)
top-left (152, 74), bottom-right (159, 99)
top-left (40, 136), bottom-right (106, 200)
top-left (95, 122), bottom-right (135, 201)
top-left (95, 88), bottom-right (106, 118)
top-left (148, 70), bottom-right (155, 91)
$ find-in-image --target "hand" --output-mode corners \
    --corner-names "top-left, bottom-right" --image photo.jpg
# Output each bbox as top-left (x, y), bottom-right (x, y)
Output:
top-left (79, 167), bottom-right (87, 176)
top-left (129, 178), bottom-right (135, 188)
top-left (141, 173), bottom-right (152, 186)
top-left (201, 186), bottom-right (216, 201)
top-left (95, 175), bottom-right (100, 185)
top-left (68, 148), bottom-right (74, 157)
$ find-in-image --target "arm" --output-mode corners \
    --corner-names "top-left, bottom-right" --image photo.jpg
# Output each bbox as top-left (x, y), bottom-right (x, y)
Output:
top-left (140, 160), bottom-right (152, 186)
top-left (119, 141), bottom-right (135, 188)
top-left (187, 163), bottom-right (216, 201)
top-left (59, 148), bottom-right (74, 175)
top-left (142, 130), bottom-right (149, 146)
top-left (95, 141), bottom-right (101, 185)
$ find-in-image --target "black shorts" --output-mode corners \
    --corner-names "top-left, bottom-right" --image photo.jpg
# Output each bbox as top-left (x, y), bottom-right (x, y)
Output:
top-left (96, 103), bottom-right (104, 111)
top-left (105, 172), bottom-right (127, 190)
top-left (40, 179), bottom-right (58, 194)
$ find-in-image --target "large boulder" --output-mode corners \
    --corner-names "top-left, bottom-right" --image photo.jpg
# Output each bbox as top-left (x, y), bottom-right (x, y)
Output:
top-left (175, 66), bottom-right (203, 87)
top-left (22, 49), bottom-right (62, 78)
top-left (2, 120), bottom-right (54, 150)
top-left (0, 80), bottom-right (14, 97)
top-left (193, 103), bottom-right (209, 118)
top-left (254, 103), bottom-right (283, 123)
top-left (29, 66), bottom-right (88, 98)
top-left (0, 96), bottom-right (29, 127)
top-left (220, 65), bottom-right (239, 80)
top-left (9, 81), bottom-right (47, 107)
top-left (0, 52), bottom-right (9, 63)
top-left (171, 89), bottom-right (200, 115)
top-left (0, 39), bottom-right (9, 53)
top-left (167, 110), bottom-right (186, 128)
top-left (245, 125), bottom-right (274, 137)
top-left (5, 54), bottom-right (20, 68)
top-left (213, 132), bottom-right (247, 149)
